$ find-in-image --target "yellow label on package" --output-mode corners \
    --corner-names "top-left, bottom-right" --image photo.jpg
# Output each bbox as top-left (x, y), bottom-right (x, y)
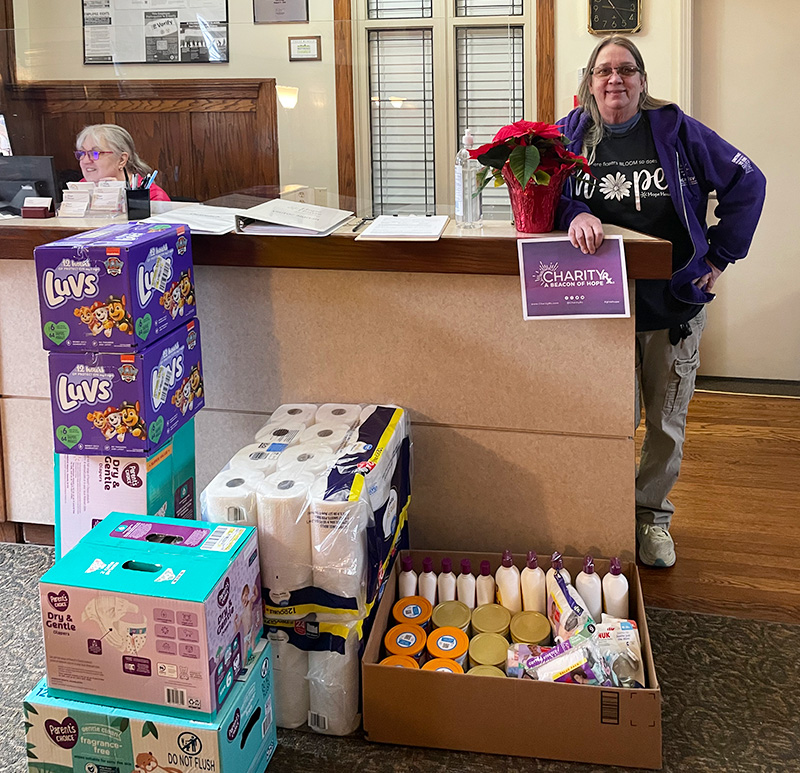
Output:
top-left (200, 525), bottom-right (245, 552)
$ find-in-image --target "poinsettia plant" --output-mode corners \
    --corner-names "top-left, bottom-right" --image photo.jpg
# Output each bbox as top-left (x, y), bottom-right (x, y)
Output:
top-left (470, 120), bottom-right (589, 193)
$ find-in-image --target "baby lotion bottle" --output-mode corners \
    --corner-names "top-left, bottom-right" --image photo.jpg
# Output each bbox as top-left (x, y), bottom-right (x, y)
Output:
top-left (437, 557), bottom-right (457, 602)
top-left (418, 556), bottom-right (437, 606)
top-left (476, 560), bottom-right (495, 607)
top-left (575, 555), bottom-right (603, 622)
top-left (398, 556), bottom-right (418, 599)
top-left (602, 557), bottom-right (630, 619)
top-left (546, 551), bottom-right (572, 598)
top-left (456, 559), bottom-right (476, 610)
top-left (521, 550), bottom-right (546, 614)
top-left (495, 550), bottom-right (522, 614)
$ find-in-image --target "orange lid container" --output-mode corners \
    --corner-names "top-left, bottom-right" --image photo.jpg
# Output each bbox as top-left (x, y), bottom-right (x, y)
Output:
top-left (384, 624), bottom-right (427, 660)
top-left (392, 596), bottom-right (433, 629)
top-left (421, 658), bottom-right (464, 674)
top-left (380, 655), bottom-right (420, 669)
top-left (425, 626), bottom-right (469, 664)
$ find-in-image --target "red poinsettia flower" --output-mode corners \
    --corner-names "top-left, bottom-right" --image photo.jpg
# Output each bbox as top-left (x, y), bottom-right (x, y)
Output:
top-left (492, 120), bottom-right (564, 143)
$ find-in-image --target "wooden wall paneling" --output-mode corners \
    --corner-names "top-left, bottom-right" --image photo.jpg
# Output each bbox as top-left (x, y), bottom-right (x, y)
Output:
top-left (333, 0), bottom-right (356, 212)
top-left (43, 112), bottom-right (106, 183)
top-left (536, 0), bottom-right (555, 123)
top-left (255, 81), bottom-right (280, 190)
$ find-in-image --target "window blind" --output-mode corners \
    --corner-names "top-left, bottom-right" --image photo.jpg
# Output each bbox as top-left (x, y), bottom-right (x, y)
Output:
top-left (369, 29), bottom-right (436, 215)
top-left (368, 0), bottom-right (433, 19)
top-left (455, 0), bottom-right (523, 18)
top-left (456, 25), bottom-right (524, 219)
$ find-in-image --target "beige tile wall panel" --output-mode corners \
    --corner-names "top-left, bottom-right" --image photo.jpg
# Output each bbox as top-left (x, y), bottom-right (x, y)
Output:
top-left (408, 425), bottom-right (636, 560)
top-left (0, 261), bottom-right (50, 398)
top-left (195, 266), bottom-right (635, 437)
top-left (1, 397), bottom-right (55, 525)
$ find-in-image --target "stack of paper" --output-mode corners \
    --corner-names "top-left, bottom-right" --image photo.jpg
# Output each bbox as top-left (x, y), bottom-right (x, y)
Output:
top-left (235, 199), bottom-right (353, 237)
top-left (145, 203), bottom-right (245, 235)
top-left (355, 215), bottom-right (449, 242)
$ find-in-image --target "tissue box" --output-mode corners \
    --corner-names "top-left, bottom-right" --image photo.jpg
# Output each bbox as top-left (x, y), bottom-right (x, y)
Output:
top-left (35, 221), bottom-right (196, 352)
top-left (40, 513), bottom-right (263, 719)
top-left (48, 318), bottom-right (204, 456)
top-left (23, 639), bottom-right (276, 773)
top-left (55, 418), bottom-right (197, 558)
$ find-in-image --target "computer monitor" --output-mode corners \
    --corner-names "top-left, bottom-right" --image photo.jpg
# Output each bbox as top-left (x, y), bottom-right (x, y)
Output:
top-left (0, 155), bottom-right (61, 214)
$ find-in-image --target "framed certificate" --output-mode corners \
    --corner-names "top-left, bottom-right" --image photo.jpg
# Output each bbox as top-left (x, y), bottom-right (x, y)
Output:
top-left (288, 36), bottom-right (321, 61)
top-left (254, 0), bottom-right (309, 23)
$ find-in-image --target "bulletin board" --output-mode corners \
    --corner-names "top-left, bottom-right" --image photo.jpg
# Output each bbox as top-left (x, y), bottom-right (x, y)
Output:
top-left (83, 0), bottom-right (229, 64)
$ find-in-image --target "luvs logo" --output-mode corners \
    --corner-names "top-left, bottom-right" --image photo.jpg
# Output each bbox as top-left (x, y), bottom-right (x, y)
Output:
top-left (151, 353), bottom-right (184, 409)
top-left (56, 374), bottom-right (113, 412)
top-left (137, 248), bottom-right (173, 306)
top-left (42, 269), bottom-right (98, 309)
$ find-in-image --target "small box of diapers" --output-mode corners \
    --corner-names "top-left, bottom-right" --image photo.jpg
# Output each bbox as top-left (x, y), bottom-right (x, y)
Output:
top-left (48, 318), bottom-right (204, 456)
top-left (34, 221), bottom-right (196, 352)
top-left (200, 403), bottom-right (412, 622)
top-left (40, 513), bottom-right (262, 719)
top-left (23, 639), bottom-right (277, 773)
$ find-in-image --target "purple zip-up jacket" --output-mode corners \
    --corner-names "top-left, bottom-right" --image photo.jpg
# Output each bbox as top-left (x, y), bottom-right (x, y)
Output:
top-left (555, 104), bottom-right (767, 305)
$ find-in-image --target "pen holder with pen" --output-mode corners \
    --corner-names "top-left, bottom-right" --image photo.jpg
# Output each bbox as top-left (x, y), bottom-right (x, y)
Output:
top-left (125, 189), bottom-right (150, 221)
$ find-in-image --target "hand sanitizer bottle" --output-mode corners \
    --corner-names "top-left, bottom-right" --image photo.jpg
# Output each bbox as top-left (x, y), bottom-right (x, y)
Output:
top-left (418, 556), bottom-right (437, 606)
top-left (437, 557), bottom-right (457, 602)
top-left (454, 128), bottom-right (483, 228)
top-left (456, 558), bottom-right (476, 610)
top-left (575, 555), bottom-right (602, 622)
top-left (476, 560), bottom-right (495, 606)
top-left (521, 550), bottom-right (546, 614)
top-left (602, 557), bottom-right (630, 620)
top-left (398, 555), bottom-right (418, 599)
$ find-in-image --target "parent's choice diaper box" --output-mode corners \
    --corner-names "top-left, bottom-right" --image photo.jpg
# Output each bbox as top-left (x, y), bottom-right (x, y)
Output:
top-left (23, 639), bottom-right (277, 773)
top-left (48, 318), bottom-right (204, 456)
top-left (55, 419), bottom-right (197, 558)
top-left (40, 513), bottom-right (263, 720)
top-left (362, 551), bottom-right (663, 770)
top-left (34, 221), bottom-right (196, 352)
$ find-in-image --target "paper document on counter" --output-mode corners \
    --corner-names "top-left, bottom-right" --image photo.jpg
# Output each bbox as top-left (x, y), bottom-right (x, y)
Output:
top-left (235, 198), bottom-right (353, 237)
top-left (355, 215), bottom-right (449, 241)
top-left (144, 203), bottom-right (245, 235)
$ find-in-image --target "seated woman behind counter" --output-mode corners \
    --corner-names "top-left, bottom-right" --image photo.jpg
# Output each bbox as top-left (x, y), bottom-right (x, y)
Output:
top-left (75, 124), bottom-right (170, 201)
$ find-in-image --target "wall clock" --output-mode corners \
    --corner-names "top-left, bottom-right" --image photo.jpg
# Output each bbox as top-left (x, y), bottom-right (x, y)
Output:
top-left (588, 0), bottom-right (642, 35)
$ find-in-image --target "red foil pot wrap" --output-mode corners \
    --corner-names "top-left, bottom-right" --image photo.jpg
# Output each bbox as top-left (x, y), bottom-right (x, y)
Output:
top-left (501, 165), bottom-right (570, 234)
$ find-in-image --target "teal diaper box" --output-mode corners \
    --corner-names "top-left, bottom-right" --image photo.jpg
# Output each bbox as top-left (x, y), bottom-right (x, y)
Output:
top-left (24, 639), bottom-right (277, 773)
top-left (55, 419), bottom-right (197, 558)
top-left (40, 513), bottom-right (263, 720)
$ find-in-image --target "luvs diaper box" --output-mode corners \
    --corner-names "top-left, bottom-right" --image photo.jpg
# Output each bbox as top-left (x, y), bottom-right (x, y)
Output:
top-left (48, 318), bottom-right (204, 456)
top-left (24, 639), bottom-right (277, 773)
top-left (34, 221), bottom-right (196, 352)
top-left (55, 418), bottom-right (197, 558)
top-left (40, 513), bottom-right (263, 720)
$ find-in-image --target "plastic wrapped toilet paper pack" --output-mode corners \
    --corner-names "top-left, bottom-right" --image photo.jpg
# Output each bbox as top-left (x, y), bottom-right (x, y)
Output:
top-left (315, 403), bottom-right (361, 428)
top-left (277, 442), bottom-right (336, 477)
top-left (229, 442), bottom-right (284, 476)
top-left (269, 403), bottom-right (318, 429)
top-left (201, 468), bottom-right (264, 527)
top-left (299, 423), bottom-right (353, 452)
top-left (308, 626), bottom-right (361, 736)
top-left (254, 420), bottom-right (306, 447)
top-left (268, 628), bottom-right (310, 729)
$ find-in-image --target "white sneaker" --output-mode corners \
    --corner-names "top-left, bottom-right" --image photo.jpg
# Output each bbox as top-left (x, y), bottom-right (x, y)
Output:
top-left (636, 523), bottom-right (676, 568)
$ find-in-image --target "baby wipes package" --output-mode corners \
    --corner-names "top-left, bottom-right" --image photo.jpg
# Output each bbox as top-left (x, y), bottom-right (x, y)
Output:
top-left (34, 221), bottom-right (196, 352)
top-left (54, 419), bottom-right (197, 558)
top-left (200, 403), bottom-right (411, 622)
top-left (23, 639), bottom-right (276, 773)
top-left (40, 513), bottom-right (262, 719)
top-left (48, 318), bottom-right (204, 456)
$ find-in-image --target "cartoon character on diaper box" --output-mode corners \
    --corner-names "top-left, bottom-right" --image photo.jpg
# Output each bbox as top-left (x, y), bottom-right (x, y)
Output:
top-left (160, 268), bottom-right (195, 321)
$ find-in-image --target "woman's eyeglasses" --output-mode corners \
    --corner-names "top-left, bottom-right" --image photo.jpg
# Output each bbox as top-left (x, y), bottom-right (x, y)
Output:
top-left (74, 150), bottom-right (114, 161)
top-left (591, 65), bottom-right (641, 78)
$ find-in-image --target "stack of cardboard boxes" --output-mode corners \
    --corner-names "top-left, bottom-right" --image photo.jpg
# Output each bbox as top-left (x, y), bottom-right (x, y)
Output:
top-left (33, 222), bottom-right (205, 555)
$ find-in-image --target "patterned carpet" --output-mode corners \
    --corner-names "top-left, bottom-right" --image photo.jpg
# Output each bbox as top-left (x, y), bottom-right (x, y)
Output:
top-left (2, 543), bottom-right (799, 773)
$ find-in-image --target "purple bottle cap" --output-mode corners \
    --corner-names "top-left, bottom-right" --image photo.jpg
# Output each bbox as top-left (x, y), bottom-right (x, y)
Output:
top-left (441, 557), bottom-right (452, 574)
top-left (460, 558), bottom-right (472, 575)
top-left (422, 556), bottom-right (433, 573)
top-left (401, 556), bottom-right (414, 573)
top-left (501, 550), bottom-right (513, 568)
top-left (480, 560), bottom-right (491, 577)
top-left (526, 551), bottom-right (538, 570)
top-left (609, 556), bottom-right (622, 576)
top-left (583, 555), bottom-right (595, 574)
top-left (551, 551), bottom-right (563, 571)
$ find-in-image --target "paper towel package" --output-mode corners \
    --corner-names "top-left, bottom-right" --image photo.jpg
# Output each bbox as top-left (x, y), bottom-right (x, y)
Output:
top-left (54, 419), bottom-right (197, 558)
top-left (202, 404), bottom-right (411, 622)
top-left (40, 513), bottom-right (262, 719)
top-left (34, 221), bottom-right (196, 352)
top-left (48, 318), bottom-right (204, 456)
top-left (23, 639), bottom-right (277, 773)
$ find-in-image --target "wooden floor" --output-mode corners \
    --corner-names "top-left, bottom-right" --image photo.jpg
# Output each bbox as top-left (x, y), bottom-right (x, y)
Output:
top-left (638, 389), bottom-right (800, 625)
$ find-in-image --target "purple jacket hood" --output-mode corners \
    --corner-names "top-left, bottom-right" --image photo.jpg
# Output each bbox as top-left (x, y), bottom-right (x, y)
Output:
top-left (556, 104), bottom-right (766, 305)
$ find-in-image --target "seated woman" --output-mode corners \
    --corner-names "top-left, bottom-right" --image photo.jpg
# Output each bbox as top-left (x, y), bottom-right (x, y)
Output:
top-left (75, 124), bottom-right (170, 201)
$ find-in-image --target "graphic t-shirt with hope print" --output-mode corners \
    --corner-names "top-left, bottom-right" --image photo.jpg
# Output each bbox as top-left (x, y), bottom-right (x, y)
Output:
top-left (572, 112), bottom-right (700, 331)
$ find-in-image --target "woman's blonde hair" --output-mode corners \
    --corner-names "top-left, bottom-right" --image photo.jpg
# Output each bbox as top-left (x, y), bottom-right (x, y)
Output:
top-left (576, 36), bottom-right (672, 162)
top-left (76, 124), bottom-right (152, 177)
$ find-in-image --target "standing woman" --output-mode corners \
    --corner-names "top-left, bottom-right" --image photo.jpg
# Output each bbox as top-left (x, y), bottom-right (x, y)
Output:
top-left (556, 36), bottom-right (766, 567)
top-left (75, 123), bottom-right (170, 201)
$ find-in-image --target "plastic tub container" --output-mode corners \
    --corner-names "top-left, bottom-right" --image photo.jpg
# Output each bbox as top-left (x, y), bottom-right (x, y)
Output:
top-left (426, 626), bottom-right (469, 668)
top-left (471, 603), bottom-right (512, 639)
top-left (384, 624), bottom-right (427, 662)
top-left (421, 658), bottom-right (464, 674)
top-left (467, 665), bottom-right (507, 678)
top-left (468, 632), bottom-right (509, 671)
top-left (510, 610), bottom-right (550, 646)
top-left (380, 655), bottom-right (420, 669)
top-left (431, 600), bottom-right (471, 633)
top-left (392, 596), bottom-right (433, 631)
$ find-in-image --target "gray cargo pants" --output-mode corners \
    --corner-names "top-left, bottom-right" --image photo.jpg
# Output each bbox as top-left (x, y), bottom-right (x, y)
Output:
top-left (634, 306), bottom-right (706, 527)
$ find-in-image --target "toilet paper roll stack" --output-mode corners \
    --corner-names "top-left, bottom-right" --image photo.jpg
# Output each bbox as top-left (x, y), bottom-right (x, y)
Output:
top-left (254, 420), bottom-right (306, 447)
top-left (307, 629), bottom-right (361, 736)
top-left (269, 403), bottom-right (318, 429)
top-left (228, 442), bottom-right (282, 477)
top-left (300, 423), bottom-right (353, 452)
top-left (309, 479), bottom-right (370, 603)
top-left (256, 471), bottom-right (316, 594)
top-left (268, 630), bottom-right (310, 729)
top-left (202, 469), bottom-right (265, 527)
top-left (277, 442), bottom-right (336, 477)
top-left (315, 403), bottom-right (361, 428)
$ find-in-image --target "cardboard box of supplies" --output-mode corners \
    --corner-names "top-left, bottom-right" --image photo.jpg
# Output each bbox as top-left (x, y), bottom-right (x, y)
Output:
top-left (362, 550), bottom-right (662, 770)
